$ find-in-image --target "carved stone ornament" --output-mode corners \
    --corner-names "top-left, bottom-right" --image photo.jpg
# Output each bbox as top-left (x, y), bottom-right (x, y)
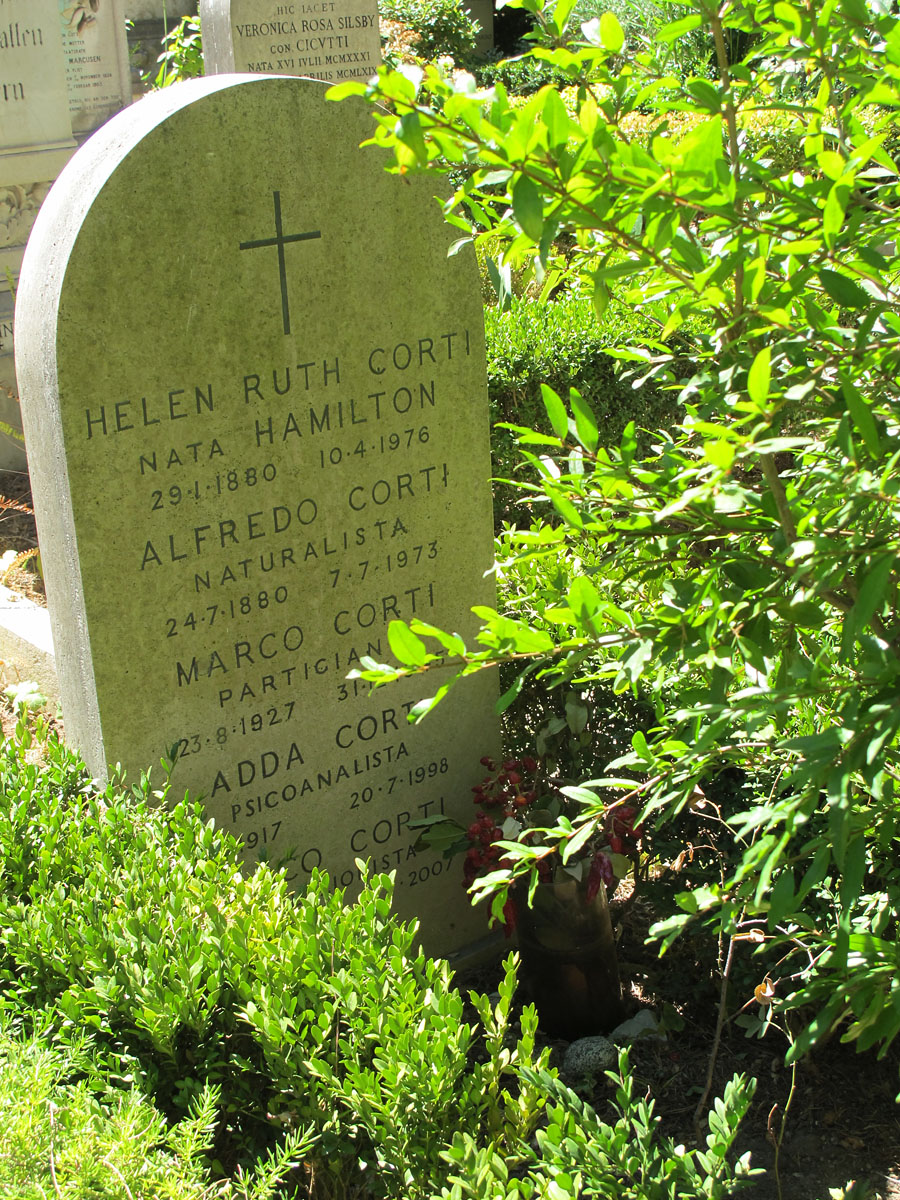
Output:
top-left (0, 183), bottom-right (53, 251)
top-left (61, 0), bottom-right (102, 36)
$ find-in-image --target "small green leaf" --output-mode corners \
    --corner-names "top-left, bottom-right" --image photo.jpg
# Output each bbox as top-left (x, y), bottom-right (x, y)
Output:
top-left (542, 87), bottom-right (577, 149)
top-left (569, 387), bottom-right (599, 452)
top-left (767, 871), bottom-right (795, 927)
top-left (852, 554), bottom-right (895, 632)
top-left (841, 375), bottom-right (881, 456)
top-left (486, 257), bottom-right (512, 311)
top-left (549, 488), bottom-right (584, 529)
top-left (562, 822), bottom-right (594, 862)
top-left (540, 383), bottom-right (569, 439)
top-left (822, 184), bottom-right (846, 251)
top-left (631, 730), bottom-right (653, 762)
top-left (567, 574), bottom-right (603, 632)
top-left (621, 638), bottom-right (653, 683)
top-left (512, 174), bottom-right (544, 241)
top-left (599, 10), bottom-right (625, 52)
top-left (747, 346), bottom-right (771, 404)
top-left (397, 110), bottom-right (428, 164)
top-left (592, 272), bottom-right (609, 318)
top-left (819, 269), bottom-right (870, 309)
top-left (409, 620), bottom-right (466, 657)
top-left (655, 11), bottom-right (702, 42)
top-left (839, 836), bottom-right (866, 909)
top-left (387, 620), bottom-right (428, 666)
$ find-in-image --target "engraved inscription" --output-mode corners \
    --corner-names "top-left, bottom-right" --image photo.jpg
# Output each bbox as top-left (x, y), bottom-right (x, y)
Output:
top-left (66, 319), bottom-right (492, 914)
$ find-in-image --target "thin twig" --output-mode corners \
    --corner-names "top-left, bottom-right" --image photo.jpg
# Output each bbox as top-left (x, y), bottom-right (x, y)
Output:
top-left (760, 454), bottom-right (798, 545)
top-left (769, 1043), bottom-right (799, 1200)
top-left (103, 1156), bottom-right (136, 1200)
top-left (693, 927), bottom-right (737, 1140)
top-left (48, 1102), bottom-right (62, 1200)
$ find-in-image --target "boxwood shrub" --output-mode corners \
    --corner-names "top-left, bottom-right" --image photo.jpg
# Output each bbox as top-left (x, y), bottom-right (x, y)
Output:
top-left (485, 296), bottom-right (683, 524)
top-left (0, 722), bottom-right (759, 1197)
top-left (0, 724), bottom-right (548, 1195)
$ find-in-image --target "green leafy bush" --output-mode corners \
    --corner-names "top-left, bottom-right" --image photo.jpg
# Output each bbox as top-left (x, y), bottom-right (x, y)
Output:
top-left (0, 729), bottom-right (548, 1194)
top-left (147, 16), bottom-right (203, 89)
top-left (380, 0), bottom-right (480, 63)
top-left (0, 725), bottom-right (762, 1192)
top-left (485, 296), bottom-right (681, 522)
top-left (0, 1019), bottom-right (307, 1199)
top-left (436, 1050), bottom-right (758, 1198)
top-left (476, 53), bottom-right (573, 96)
top-left (335, 0), bottom-right (900, 1080)
top-left (572, 0), bottom-right (715, 79)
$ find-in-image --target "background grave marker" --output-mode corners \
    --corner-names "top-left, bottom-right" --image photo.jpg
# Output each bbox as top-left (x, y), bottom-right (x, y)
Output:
top-left (200, 0), bottom-right (381, 83)
top-left (1, 0), bottom-right (131, 470)
top-left (15, 74), bottom-right (498, 956)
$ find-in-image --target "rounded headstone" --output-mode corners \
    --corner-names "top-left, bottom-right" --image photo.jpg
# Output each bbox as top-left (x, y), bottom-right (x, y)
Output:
top-left (15, 75), bottom-right (498, 955)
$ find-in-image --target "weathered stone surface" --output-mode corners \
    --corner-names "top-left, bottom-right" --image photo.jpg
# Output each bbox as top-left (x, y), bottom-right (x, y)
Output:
top-left (0, 0), bottom-right (131, 470)
top-left (15, 74), bottom-right (498, 956)
top-left (200, 0), bottom-right (380, 83)
top-left (465, 0), bottom-right (493, 57)
top-left (0, 291), bottom-right (21, 466)
top-left (59, 0), bottom-right (132, 136)
top-left (0, 0), bottom-right (76, 186)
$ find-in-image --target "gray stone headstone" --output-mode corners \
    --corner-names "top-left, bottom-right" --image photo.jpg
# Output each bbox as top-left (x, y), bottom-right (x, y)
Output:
top-left (59, 0), bottom-right (132, 137)
top-left (15, 74), bottom-right (498, 956)
top-left (1, 0), bottom-right (131, 470)
top-left (200, 0), bottom-right (380, 83)
top-left (466, 0), bottom-right (493, 58)
top-left (0, 0), bottom-right (76, 178)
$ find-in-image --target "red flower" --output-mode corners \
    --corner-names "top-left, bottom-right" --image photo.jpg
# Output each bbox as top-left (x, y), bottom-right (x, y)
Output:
top-left (586, 851), bottom-right (614, 900)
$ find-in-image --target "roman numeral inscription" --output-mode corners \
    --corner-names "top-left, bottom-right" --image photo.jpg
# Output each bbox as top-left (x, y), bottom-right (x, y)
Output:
top-left (239, 190), bottom-right (321, 335)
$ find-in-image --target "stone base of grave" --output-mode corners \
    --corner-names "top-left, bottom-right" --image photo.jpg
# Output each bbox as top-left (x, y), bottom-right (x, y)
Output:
top-left (0, 585), bottom-right (59, 713)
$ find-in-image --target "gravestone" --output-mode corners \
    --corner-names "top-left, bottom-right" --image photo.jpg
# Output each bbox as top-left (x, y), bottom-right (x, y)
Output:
top-left (15, 74), bottom-right (499, 956)
top-left (60, 0), bottom-right (133, 136)
top-left (1, 0), bottom-right (76, 468)
top-left (1, 0), bottom-right (131, 470)
top-left (200, 0), bottom-right (380, 83)
top-left (0, 0), bottom-right (76, 177)
top-left (462, 0), bottom-right (493, 58)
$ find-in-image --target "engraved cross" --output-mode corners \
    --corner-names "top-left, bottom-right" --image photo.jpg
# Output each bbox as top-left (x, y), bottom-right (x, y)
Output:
top-left (239, 191), bottom-right (321, 336)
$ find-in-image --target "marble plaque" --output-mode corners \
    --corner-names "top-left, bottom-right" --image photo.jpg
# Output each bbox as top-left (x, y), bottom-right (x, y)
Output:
top-left (200, 0), bottom-right (380, 84)
top-left (59, 0), bottom-right (132, 135)
top-left (15, 75), bottom-right (498, 955)
top-left (0, 0), bottom-right (76, 183)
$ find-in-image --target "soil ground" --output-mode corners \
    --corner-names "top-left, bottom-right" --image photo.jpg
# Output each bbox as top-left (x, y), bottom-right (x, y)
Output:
top-left (454, 884), bottom-right (900, 1200)
top-left (1, 469), bottom-right (898, 1200)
